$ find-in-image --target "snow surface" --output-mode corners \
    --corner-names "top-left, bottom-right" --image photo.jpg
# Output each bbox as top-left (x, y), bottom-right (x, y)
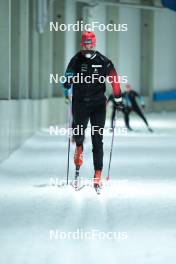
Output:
top-left (0, 112), bottom-right (176, 264)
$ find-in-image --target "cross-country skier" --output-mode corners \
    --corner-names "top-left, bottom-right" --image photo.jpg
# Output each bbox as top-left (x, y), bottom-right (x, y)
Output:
top-left (63, 31), bottom-right (123, 192)
top-left (108, 83), bottom-right (153, 132)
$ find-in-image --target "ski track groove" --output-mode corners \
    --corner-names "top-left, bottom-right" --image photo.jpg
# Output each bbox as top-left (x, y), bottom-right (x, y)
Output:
top-left (0, 114), bottom-right (176, 263)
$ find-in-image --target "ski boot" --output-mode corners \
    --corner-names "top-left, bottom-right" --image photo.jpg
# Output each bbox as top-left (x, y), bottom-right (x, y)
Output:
top-left (93, 170), bottom-right (102, 194)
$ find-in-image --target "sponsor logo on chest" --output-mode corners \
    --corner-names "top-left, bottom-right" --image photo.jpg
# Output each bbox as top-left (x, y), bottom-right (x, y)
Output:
top-left (92, 64), bottom-right (102, 73)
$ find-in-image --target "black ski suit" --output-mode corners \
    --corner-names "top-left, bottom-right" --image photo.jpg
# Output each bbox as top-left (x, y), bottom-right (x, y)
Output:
top-left (63, 51), bottom-right (122, 170)
top-left (108, 90), bottom-right (149, 130)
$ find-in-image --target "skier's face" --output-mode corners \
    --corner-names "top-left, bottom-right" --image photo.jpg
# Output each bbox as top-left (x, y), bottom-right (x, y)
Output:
top-left (125, 84), bottom-right (131, 93)
top-left (81, 45), bottom-right (95, 58)
top-left (82, 45), bottom-right (94, 51)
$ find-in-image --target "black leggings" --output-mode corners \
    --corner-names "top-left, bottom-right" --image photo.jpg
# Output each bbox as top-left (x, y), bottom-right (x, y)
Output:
top-left (73, 102), bottom-right (106, 170)
top-left (111, 106), bottom-right (149, 129)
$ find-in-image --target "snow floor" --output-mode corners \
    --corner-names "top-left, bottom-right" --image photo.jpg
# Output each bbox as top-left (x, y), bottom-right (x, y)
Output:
top-left (0, 112), bottom-right (176, 264)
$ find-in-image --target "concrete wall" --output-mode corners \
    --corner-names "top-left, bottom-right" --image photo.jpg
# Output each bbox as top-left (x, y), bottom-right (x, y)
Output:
top-left (0, 0), bottom-right (68, 163)
top-left (65, 0), bottom-right (76, 68)
top-left (153, 9), bottom-right (176, 92)
top-left (117, 6), bottom-right (141, 93)
top-left (0, 0), bottom-right (11, 99)
top-left (152, 8), bottom-right (176, 111)
top-left (0, 98), bottom-right (66, 163)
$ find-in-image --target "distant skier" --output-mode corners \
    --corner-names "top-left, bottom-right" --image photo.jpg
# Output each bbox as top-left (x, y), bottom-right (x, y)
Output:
top-left (108, 84), bottom-right (153, 132)
top-left (63, 31), bottom-right (123, 192)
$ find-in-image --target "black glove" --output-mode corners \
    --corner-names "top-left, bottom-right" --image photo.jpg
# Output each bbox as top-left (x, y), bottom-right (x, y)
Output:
top-left (141, 103), bottom-right (145, 109)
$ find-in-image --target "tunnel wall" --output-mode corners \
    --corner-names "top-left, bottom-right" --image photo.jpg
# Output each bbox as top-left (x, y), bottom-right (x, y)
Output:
top-left (0, 98), bottom-right (66, 163)
top-left (1, 0), bottom-right (176, 162)
top-left (0, 0), bottom-right (67, 163)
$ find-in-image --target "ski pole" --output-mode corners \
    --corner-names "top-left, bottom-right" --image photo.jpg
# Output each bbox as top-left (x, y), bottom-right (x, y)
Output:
top-left (66, 133), bottom-right (71, 185)
top-left (106, 115), bottom-right (116, 181)
top-left (66, 93), bottom-right (72, 185)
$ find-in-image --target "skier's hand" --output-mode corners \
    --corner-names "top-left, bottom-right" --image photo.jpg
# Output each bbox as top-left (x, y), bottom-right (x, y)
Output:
top-left (123, 106), bottom-right (131, 113)
top-left (141, 103), bottom-right (145, 109)
top-left (114, 97), bottom-right (124, 111)
top-left (115, 102), bottom-right (124, 111)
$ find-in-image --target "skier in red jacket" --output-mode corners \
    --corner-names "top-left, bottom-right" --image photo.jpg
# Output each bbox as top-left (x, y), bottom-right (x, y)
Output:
top-left (63, 31), bottom-right (123, 192)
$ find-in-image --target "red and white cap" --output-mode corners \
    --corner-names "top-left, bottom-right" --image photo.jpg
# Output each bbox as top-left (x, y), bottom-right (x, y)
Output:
top-left (81, 31), bottom-right (96, 47)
